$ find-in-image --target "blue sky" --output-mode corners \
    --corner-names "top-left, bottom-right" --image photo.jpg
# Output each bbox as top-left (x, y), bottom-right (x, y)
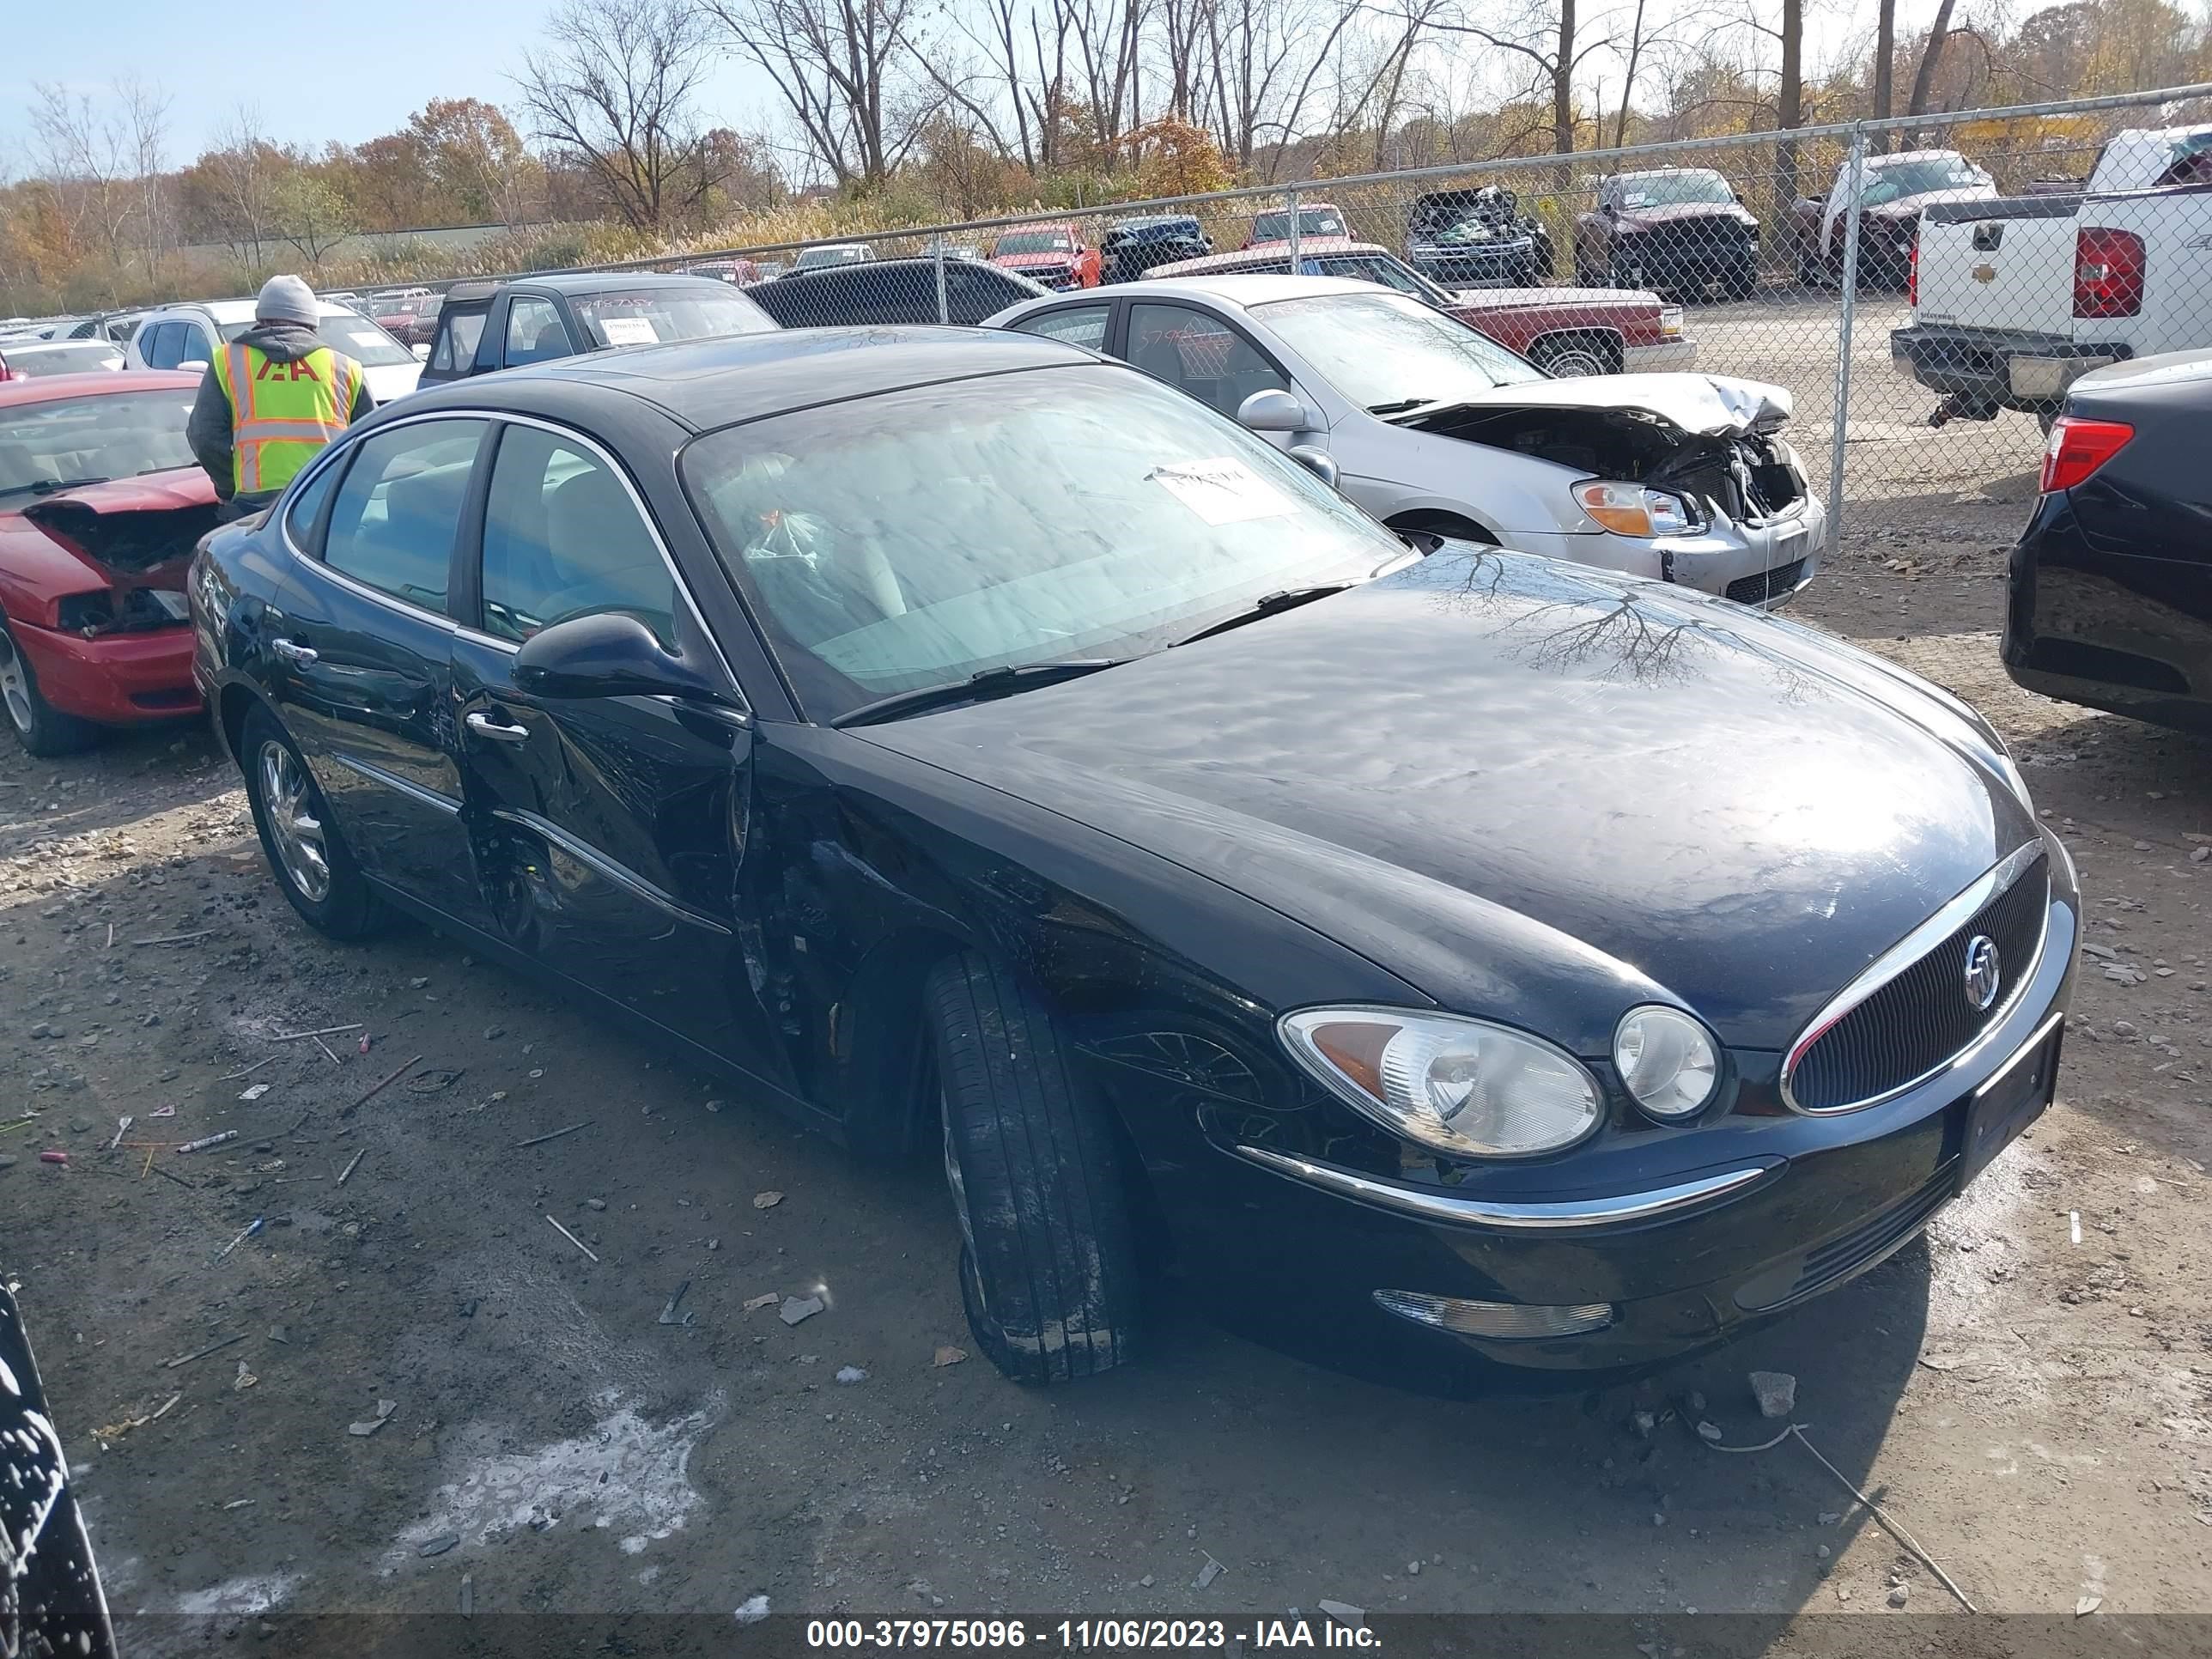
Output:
top-left (4, 0), bottom-right (780, 166)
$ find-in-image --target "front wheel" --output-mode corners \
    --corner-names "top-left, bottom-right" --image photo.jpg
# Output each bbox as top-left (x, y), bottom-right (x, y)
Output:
top-left (0, 621), bottom-right (99, 757)
top-left (240, 706), bottom-right (384, 939)
top-left (927, 951), bottom-right (1140, 1385)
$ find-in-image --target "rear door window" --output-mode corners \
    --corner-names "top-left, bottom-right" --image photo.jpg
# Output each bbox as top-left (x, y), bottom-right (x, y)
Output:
top-left (139, 322), bottom-right (181, 369)
top-left (176, 323), bottom-right (214, 368)
top-left (428, 309), bottom-right (487, 375)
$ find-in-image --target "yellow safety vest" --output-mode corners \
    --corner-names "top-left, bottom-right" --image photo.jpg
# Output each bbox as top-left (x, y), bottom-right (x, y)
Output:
top-left (212, 343), bottom-right (362, 496)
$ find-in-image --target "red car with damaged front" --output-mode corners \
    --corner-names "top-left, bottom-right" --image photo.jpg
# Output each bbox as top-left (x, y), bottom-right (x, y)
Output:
top-left (0, 371), bottom-right (216, 755)
top-left (1149, 238), bottom-right (1695, 377)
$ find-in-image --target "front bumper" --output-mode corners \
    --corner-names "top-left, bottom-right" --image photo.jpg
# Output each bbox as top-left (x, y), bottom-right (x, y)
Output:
top-left (1891, 324), bottom-right (2127, 412)
top-left (1137, 850), bottom-right (2075, 1391)
top-left (1411, 239), bottom-right (1537, 286)
top-left (1503, 489), bottom-right (1826, 608)
top-left (9, 617), bottom-right (198, 725)
top-left (1623, 338), bottom-right (1699, 373)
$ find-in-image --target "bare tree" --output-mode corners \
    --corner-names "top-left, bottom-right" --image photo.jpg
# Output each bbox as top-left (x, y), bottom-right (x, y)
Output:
top-left (1417, 0), bottom-right (1617, 179)
top-left (1873, 0), bottom-right (1896, 149)
top-left (28, 82), bottom-right (137, 283)
top-left (1907, 0), bottom-right (1962, 123)
top-left (517, 0), bottom-right (722, 232)
top-left (121, 80), bottom-right (172, 279)
top-left (708, 0), bottom-right (936, 188)
top-left (207, 106), bottom-right (281, 268)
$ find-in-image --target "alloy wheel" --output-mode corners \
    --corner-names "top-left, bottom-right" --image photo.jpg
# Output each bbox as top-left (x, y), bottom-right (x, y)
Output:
top-left (0, 630), bottom-right (33, 735)
top-left (258, 739), bottom-right (331, 903)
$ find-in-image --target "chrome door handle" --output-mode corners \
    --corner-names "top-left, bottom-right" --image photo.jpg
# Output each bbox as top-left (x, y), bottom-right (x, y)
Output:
top-left (465, 711), bottom-right (531, 744)
top-left (270, 637), bottom-right (317, 665)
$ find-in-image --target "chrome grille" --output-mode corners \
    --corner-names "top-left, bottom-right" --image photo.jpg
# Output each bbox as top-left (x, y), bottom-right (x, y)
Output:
top-left (1784, 848), bottom-right (2050, 1114)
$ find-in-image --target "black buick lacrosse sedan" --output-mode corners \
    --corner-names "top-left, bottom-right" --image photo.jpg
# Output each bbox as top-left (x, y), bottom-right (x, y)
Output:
top-left (191, 328), bottom-right (2075, 1392)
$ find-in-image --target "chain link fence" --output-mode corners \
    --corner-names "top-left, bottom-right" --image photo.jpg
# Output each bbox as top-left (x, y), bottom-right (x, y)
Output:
top-left (389, 82), bottom-right (2212, 561)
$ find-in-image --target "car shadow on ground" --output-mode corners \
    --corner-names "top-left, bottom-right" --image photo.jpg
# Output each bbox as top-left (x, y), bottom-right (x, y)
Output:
top-left (0, 721), bottom-right (232, 847)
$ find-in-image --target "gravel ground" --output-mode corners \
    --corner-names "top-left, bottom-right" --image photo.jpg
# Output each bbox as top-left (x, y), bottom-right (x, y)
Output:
top-left (3, 481), bottom-right (2209, 1644)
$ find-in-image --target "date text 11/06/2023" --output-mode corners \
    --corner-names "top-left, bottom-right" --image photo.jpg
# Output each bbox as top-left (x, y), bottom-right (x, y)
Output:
top-left (805, 1619), bottom-right (1381, 1650)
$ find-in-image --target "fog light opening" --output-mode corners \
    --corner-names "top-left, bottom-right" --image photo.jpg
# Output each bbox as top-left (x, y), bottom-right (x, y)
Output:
top-left (1372, 1289), bottom-right (1614, 1340)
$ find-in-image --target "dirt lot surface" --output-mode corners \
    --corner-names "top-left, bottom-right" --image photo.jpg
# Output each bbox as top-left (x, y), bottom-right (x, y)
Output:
top-left (5, 464), bottom-right (2210, 1647)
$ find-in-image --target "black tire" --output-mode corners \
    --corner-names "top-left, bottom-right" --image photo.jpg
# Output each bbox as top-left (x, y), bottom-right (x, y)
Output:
top-left (1722, 259), bottom-right (1759, 301)
top-left (927, 951), bottom-right (1139, 1385)
top-left (240, 706), bottom-right (384, 939)
top-left (0, 619), bottom-right (100, 757)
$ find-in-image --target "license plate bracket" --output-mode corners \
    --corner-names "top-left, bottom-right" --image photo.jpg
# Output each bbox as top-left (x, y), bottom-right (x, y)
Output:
top-left (1960, 1029), bottom-right (2059, 1188)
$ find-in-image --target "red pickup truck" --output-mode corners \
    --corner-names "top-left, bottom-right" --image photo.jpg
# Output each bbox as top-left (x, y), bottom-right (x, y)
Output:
top-left (1150, 238), bottom-right (1693, 376)
top-left (988, 224), bottom-right (1100, 290)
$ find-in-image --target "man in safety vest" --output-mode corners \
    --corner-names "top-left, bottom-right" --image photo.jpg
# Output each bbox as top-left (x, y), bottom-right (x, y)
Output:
top-left (187, 275), bottom-right (374, 519)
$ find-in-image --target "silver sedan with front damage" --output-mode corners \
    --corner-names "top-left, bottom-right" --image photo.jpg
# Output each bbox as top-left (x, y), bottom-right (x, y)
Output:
top-left (989, 274), bottom-right (1823, 607)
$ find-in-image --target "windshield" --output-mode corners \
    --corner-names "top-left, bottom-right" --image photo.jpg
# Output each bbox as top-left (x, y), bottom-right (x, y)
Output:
top-left (1255, 290), bottom-right (1545, 409)
top-left (1251, 207), bottom-right (1347, 240)
top-left (796, 246), bottom-right (868, 268)
top-left (682, 365), bottom-right (1405, 720)
top-left (1618, 171), bottom-right (1734, 208)
top-left (569, 287), bottom-right (775, 349)
top-left (0, 390), bottom-right (199, 497)
top-left (1867, 156), bottom-right (1990, 198)
top-left (994, 231), bottom-right (1073, 255)
top-left (316, 316), bottom-right (416, 365)
top-left (3, 343), bottom-right (125, 377)
top-left (1310, 254), bottom-right (1447, 301)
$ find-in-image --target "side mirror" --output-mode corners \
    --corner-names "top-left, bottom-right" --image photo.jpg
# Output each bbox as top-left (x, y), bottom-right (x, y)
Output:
top-left (412, 343), bottom-right (430, 362)
top-left (1238, 388), bottom-right (1314, 433)
top-left (179, 358), bottom-right (209, 374)
top-left (514, 611), bottom-right (732, 705)
top-left (1287, 445), bottom-right (1339, 489)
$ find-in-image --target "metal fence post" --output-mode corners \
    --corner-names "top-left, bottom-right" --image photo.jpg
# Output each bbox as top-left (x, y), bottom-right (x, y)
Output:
top-left (933, 238), bottom-right (949, 324)
top-left (1285, 188), bottom-right (1301, 276)
top-left (1825, 122), bottom-right (1867, 562)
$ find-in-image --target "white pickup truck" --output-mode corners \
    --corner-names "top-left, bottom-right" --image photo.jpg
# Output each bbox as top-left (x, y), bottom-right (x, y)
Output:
top-left (1890, 124), bottom-right (2212, 427)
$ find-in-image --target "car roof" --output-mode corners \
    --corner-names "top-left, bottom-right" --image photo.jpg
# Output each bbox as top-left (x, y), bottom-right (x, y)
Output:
top-left (1152, 239), bottom-right (1382, 277)
top-left (1614, 166), bottom-right (1723, 179)
top-left (514, 271), bottom-right (734, 295)
top-left (1869, 149), bottom-right (1969, 166)
top-left (147, 299), bottom-right (381, 323)
top-left (1073, 273), bottom-right (1379, 308)
top-left (0, 368), bottom-right (198, 407)
top-left (399, 326), bottom-right (1096, 432)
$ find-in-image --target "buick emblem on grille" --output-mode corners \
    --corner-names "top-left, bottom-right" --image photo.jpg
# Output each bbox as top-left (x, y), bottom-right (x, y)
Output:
top-left (1963, 934), bottom-right (2002, 1012)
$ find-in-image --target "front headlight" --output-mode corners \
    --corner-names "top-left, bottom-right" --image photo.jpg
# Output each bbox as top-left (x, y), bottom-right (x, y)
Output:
top-left (1279, 1007), bottom-right (1603, 1158)
top-left (1613, 1006), bottom-right (1721, 1121)
top-left (1573, 479), bottom-right (1700, 538)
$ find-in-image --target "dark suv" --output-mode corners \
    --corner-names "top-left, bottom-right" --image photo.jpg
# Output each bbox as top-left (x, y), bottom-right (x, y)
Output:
top-left (744, 258), bottom-right (1048, 327)
top-left (418, 273), bottom-right (775, 384)
top-left (1100, 216), bottom-right (1213, 283)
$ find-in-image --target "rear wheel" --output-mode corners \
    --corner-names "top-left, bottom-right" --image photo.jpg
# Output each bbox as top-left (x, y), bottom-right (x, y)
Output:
top-left (240, 706), bottom-right (384, 939)
top-left (1528, 334), bottom-right (1621, 378)
top-left (927, 951), bottom-right (1140, 1385)
top-left (1722, 258), bottom-right (1759, 301)
top-left (0, 620), bottom-right (99, 757)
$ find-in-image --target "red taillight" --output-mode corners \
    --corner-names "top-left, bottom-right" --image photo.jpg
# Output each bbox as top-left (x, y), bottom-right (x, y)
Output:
top-left (2039, 415), bottom-right (2134, 493)
top-left (2074, 227), bottom-right (2145, 318)
top-left (1907, 236), bottom-right (1919, 307)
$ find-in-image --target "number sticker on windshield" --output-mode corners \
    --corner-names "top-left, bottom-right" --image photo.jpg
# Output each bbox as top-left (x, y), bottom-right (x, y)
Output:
top-left (599, 318), bottom-right (660, 345)
top-left (1149, 457), bottom-right (1297, 526)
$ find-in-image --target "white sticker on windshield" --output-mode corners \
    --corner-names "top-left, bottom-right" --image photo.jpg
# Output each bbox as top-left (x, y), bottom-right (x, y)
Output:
top-left (1149, 457), bottom-right (1297, 526)
top-left (599, 317), bottom-right (659, 345)
top-left (349, 331), bottom-right (385, 349)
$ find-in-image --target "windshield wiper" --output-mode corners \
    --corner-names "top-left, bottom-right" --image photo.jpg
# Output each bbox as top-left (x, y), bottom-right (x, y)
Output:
top-left (0, 476), bottom-right (111, 500)
top-left (1175, 584), bottom-right (1353, 647)
top-left (831, 658), bottom-right (1127, 728)
top-left (1366, 398), bottom-right (1439, 416)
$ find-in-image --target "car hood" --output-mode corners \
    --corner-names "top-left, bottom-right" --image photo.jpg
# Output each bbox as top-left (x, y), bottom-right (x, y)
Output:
top-left (1872, 185), bottom-right (1997, 219)
top-left (860, 550), bottom-right (2038, 1053)
top-left (1614, 202), bottom-right (1758, 229)
top-left (364, 362), bottom-right (421, 402)
top-left (12, 468), bottom-right (218, 585)
top-left (1406, 371), bottom-right (1790, 435)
